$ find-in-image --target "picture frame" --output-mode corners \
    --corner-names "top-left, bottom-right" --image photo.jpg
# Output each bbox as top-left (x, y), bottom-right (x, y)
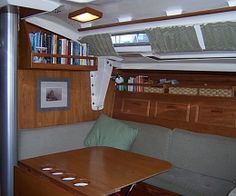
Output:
top-left (37, 79), bottom-right (70, 111)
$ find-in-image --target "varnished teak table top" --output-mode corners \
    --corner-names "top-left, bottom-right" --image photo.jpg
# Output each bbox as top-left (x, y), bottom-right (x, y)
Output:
top-left (18, 147), bottom-right (171, 196)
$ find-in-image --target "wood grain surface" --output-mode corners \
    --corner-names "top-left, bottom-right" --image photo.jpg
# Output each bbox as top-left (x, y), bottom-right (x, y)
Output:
top-left (113, 91), bottom-right (236, 138)
top-left (17, 147), bottom-right (171, 196)
top-left (18, 69), bottom-right (115, 128)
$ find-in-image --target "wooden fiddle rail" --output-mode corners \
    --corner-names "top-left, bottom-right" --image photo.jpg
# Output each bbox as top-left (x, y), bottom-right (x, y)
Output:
top-left (30, 53), bottom-right (98, 71)
top-left (29, 63), bottom-right (98, 71)
top-left (32, 52), bottom-right (97, 60)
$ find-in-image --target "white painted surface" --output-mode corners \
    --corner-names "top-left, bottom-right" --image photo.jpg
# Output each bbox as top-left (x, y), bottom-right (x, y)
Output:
top-left (116, 58), bottom-right (236, 72)
top-left (165, 8), bottom-right (183, 16)
top-left (78, 11), bottom-right (236, 36)
top-left (0, 0), bottom-right (61, 11)
top-left (49, 0), bottom-right (229, 28)
top-left (228, 0), bottom-right (236, 7)
top-left (194, 25), bottom-right (206, 50)
top-left (26, 15), bottom-right (79, 41)
top-left (90, 57), bottom-right (115, 111)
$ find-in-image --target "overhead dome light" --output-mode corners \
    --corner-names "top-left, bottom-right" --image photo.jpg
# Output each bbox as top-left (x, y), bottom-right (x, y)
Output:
top-left (165, 8), bottom-right (183, 16)
top-left (68, 7), bottom-right (103, 23)
top-left (118, 16), bottom-right (133, 22)
top-left (227, 0), bottom-right (236, 7)
top-left (66, 0), bottom-right (95, 3)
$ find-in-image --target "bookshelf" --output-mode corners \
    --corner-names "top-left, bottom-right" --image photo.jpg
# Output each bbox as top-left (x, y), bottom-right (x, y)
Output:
top-left (19, 21), bottom-right (97, 71)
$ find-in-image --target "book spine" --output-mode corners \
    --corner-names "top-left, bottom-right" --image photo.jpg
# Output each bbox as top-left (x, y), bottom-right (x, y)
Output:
top-left (73, 42), bottom-right (80, 65)
top-left (46, 34), bottom-right (52, 63)
top-left (29, 33), bottom-right (35, 51)
top-left (57, 39), bottom-right (62, 64)
top-left (65, 40), bottom-right (69, 64)
top-left (128, 77), bottom-right (134, 92)
top-left (69, 41), bottom-right (74, 65)
top-left (80, 43), bottom-right (83, 65)
top-left (81, 43), bottom-right (87, 65)
top-left (52, 34), bottom-right (58, 64)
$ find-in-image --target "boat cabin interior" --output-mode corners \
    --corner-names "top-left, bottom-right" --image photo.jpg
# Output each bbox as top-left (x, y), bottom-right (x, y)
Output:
top-left (1, 0), bottom-right (236, 195)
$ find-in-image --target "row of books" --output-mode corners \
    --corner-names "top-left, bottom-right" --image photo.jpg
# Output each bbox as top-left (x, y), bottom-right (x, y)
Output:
top-left (116, 75), bottom-right (149, 92)
top-left (29, 32), bottom-right (91, 65)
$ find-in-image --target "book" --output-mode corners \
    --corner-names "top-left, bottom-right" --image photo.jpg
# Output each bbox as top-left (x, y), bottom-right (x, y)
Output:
top-left (52, 34), bottom-right (58, 64)
top-left (29, 31), bottom-right (91, 66)
top-left (73, 42), bottom-right (81, 65)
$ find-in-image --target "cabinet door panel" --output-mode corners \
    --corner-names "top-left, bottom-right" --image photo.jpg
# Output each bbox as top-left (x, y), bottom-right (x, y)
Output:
top-left (121, 98), bottom-right (151, 117)
top-left (196, 105), bottom-right (236, 128)
top-left (154, 102), bottom-right (190, 122)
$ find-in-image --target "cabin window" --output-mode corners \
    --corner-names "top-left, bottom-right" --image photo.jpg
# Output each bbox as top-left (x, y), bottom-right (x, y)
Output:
top-left (111, 32), bottom-right (149, 46)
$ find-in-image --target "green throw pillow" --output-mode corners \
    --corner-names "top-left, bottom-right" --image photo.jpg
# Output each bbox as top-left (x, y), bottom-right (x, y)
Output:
top-left (84, 114), bottom-right (138, 150)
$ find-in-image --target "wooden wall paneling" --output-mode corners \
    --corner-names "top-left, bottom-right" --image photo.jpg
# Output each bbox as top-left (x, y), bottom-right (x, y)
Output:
top-left (121, 98), bottom-right (151, 117)
top-left (103, 80), bottom-right (116, 117)
top-left (113, 91), bottom-right (236, 138)
top-left (113, 92), bottom-right (156, 123)
top-left (154, 101), bottom-right (190, 122)
top-left (196, 105), bottom-right (236, 128)
top-left (18, 21), bottom-right (32, 69)
top-left (18, 70), bottom-right (115, 128)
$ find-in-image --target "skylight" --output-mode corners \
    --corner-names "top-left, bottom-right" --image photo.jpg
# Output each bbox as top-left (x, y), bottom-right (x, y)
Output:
top-left (111, 32), bottom-right (149, 46)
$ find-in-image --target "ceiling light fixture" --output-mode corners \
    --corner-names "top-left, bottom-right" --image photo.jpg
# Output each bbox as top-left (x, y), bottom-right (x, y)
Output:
top-left (165, 8), bottom-right (183, 16)
top-left (227, 0), bottom-right (236, 7)
top-left (68, 7), bottom-right (103, 23)
top-left (66, 0), bottom-right (95, 3)
top-left (118, 16), bottom-right (133, 23)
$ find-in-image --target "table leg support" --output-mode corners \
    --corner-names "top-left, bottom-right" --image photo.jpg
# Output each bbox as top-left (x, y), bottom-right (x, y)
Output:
top-left (125, 183), bottom-right (136, 196)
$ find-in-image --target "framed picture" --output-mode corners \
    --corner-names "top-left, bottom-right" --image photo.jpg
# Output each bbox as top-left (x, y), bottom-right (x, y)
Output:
top-left (37, 79), bottom-right (70, 111)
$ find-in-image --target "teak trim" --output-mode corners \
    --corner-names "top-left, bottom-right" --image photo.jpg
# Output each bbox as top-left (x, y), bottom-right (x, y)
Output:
top-left (78, 6), bottom-right (236, 31)
top-left (20, 7), bottom-right (43, 18)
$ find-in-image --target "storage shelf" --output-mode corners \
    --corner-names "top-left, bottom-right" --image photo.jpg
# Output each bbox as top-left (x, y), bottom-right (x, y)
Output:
top-left (19, 20), bottom-right (97, 71)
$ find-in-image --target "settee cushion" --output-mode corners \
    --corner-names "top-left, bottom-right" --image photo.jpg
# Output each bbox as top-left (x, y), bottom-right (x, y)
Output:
top-left (145, 167), bottom-right (235, 196)
top-left (84, 114), bottom-right (138, 150)
top-left (18, 121), bottom-right (95, 160)
top-left (169, 128), bottom-right (236, 182)
top-left (124, 121), bottom-right (172, 161)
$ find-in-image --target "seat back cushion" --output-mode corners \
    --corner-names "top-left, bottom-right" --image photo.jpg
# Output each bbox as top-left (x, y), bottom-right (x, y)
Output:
top-left (124, 121), bottom-right (172, 161)
top-left (84, 114), bottom-right (138, 150)
top-left (18, 121), bottom-right (95, 160)
top-left (169, 128), bottom-right (236, 182)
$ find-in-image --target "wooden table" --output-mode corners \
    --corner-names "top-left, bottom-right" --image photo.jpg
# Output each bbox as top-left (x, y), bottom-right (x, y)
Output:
top-left (119, 182), bottom-right (181, 196)
top-left (15, 147), bottom-right (171, 196)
